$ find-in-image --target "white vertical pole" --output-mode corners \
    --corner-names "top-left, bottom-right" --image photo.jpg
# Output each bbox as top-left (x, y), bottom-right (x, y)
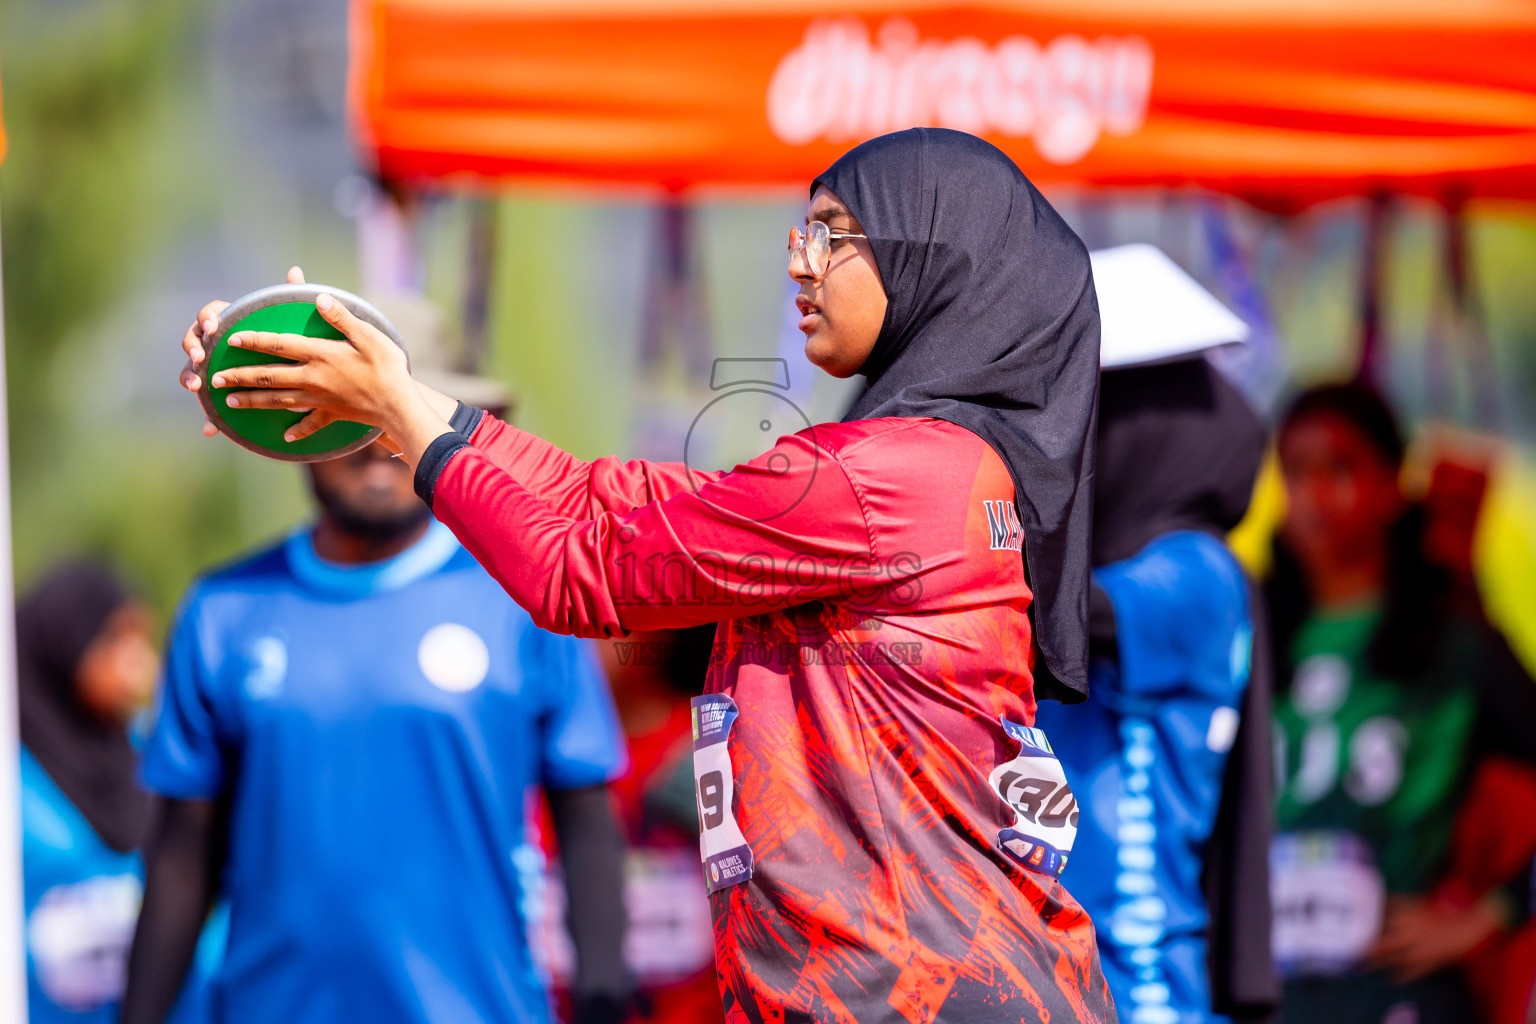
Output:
top-left (0, 210), bottom-right (30, 1020)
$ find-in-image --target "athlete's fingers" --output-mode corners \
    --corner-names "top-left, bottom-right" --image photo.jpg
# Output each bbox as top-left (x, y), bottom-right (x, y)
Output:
top-left (209, 363), bottom-right (311, 390)
top-left (180, 359), bottom-right (202, 393)
top-left (184, 299), bottom-right (231, 364)
top-left (312, 292), bottom-right (376, 349)
top-left (182, 323), bottom-right (205, 369)
top-left (223, 388), bottom-right (317, 411)
top-left (374, 431), bottom-right (404, 457)
top-left (1369, 904), bottom-right (1420, 959)
top-left (227, 330), bottom-right (328, 362)
top-left (202, 418), bottom-right (218, 438)
top-left (287, 265), bottom-right (306, 285)
top-left (198, 298), bottom-right (231, 322)
top-left (284, 408), bottom-right (336, 443)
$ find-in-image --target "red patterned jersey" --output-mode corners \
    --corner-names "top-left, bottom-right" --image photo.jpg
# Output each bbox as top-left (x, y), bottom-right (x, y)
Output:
top-left (434, 413), bottom-right (1114, 1024)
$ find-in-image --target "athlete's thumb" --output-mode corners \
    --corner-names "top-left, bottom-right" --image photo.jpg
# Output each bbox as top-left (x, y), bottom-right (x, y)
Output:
top-left (314, 292), bottom-right (365, 344)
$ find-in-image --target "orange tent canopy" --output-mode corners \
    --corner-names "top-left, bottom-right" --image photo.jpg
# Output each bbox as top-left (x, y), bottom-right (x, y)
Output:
top-left (350, 0), bottom-right (1536, 203)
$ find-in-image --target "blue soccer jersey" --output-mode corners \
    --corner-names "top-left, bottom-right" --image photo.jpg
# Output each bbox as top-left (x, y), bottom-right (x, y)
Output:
top-left (1035, 531), bottom-right (1252, 1024)
top-left (142, 520), bottom-right (626, 1024)
top-left (21, 746), bottom-right (142, 1024)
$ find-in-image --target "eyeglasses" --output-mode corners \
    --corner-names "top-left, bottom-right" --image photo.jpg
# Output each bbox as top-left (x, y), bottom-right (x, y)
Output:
top-left (787, 220), bottom-right (867, 277)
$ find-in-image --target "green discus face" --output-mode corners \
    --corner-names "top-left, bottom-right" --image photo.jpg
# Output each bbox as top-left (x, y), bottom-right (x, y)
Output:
top-left (197, 285), bottom-right (406, 462)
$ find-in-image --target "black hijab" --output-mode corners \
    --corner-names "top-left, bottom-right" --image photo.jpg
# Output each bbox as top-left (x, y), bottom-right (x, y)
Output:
top-left (1094, 359), bottom-right (1268, 567)
top-left (17, 564), bottom-right (149, 852)
top-left (820, 128), bottom-right (1101, 701)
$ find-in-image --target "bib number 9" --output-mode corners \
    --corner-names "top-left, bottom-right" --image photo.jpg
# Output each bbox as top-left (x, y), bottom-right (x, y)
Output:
top-left (697, 770), bottom-right (726, 829)
top-left (691, 694), bottom-right (754, 893)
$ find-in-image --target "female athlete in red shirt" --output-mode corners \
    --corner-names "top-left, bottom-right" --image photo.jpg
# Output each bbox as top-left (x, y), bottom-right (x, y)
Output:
top-left (181, 129), bottom-right (1113, 1024)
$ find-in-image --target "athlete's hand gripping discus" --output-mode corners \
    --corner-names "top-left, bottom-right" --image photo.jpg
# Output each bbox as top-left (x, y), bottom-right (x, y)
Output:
top-left (196, 284), bottom-right (408, 462)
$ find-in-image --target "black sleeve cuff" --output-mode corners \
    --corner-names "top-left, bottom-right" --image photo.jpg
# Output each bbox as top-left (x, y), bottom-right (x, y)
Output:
top-left (449, 401), bottom-right (486, 438)
top-left (414, 433), bottom-right (472, 510)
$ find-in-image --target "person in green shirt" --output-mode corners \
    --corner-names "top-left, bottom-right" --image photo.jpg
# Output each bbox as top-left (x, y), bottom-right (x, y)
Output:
top-left (1265, 383), bottom-right (1536, 1024)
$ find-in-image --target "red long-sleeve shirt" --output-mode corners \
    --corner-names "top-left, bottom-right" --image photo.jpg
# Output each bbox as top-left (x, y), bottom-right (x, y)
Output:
top-left (433, 412), bottom-right (1112, 1024)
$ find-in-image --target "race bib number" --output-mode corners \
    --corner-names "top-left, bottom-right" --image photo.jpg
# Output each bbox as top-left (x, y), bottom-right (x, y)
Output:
top-left (1271, 830), bottom-right (1385, 976)
top-left (626, 849), bottom-right (717, 981)
top-left (990, 718), bottom-right (1078, 877)
top-left (692, 694), bottom-right (753, 893)
top-left (27, 874), bottom-right (142, 1011)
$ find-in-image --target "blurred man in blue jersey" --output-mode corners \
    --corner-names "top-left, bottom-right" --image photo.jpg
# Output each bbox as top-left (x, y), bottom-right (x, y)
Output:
top-left (120, 374), bottom-right (631, 1024)
top-left (1035, 245), bottom-right (1276, 1024)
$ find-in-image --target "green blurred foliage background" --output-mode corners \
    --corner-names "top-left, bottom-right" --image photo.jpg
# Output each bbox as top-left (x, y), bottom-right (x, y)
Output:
top-left (0, 0), bottom-right (261, 621)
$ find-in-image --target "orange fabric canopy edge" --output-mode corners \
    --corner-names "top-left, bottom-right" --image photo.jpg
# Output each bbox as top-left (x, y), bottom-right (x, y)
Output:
top-left (349, 0), bottom-right (1536, 203)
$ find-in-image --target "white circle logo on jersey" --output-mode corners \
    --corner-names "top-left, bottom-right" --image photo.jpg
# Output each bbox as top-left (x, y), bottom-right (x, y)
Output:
top-left (418, 623), bottom-right (490, 693)
top-left (245, 637), bottom-right (287, 700)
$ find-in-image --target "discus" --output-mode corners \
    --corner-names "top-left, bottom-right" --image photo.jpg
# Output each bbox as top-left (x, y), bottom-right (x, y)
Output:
top-left (197, 284), bottom-right (408, 462)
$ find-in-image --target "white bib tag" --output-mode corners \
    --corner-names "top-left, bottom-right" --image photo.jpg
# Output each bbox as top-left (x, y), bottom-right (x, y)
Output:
top-left (28, 874), bottom-right (142, 1011)
top-left (625, 849), bottom-right (717, 980)
top-left (691, 694), bottom-right (753, 893)
top-left (990, 718), bottom-right (1078, 877)
top-left (1271, 830), bottom-right (1385, 976)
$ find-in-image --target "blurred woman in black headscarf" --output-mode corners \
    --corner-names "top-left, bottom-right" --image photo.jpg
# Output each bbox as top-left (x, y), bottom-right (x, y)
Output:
top-left (1035, 348), bottom-right (1273, 1024)
top-left (19, 563), bottom-right (158, 1023)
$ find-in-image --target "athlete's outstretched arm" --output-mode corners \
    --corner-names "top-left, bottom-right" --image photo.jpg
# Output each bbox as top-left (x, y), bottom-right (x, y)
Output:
top-left (423, 432), bottom-right (906, 636)
top-left (461, 409), bottom-right (723, 520)
top-left (182, 294), bottom-right (729, 522)
top-left (121, 796), bottom-right (226, 1024)
top-left (181, 297), bottom-right (892, 634)
top-left (547, 784), bottom-right (631, 1024)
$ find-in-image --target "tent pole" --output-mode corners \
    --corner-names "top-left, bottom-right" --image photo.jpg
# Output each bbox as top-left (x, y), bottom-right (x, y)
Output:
top-left (1356, 191), bottom-right (1391, 386)
top-left (459, 196), bottom-right (498, 375)
top-left (0, 209), bottom-right (29, 1019)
